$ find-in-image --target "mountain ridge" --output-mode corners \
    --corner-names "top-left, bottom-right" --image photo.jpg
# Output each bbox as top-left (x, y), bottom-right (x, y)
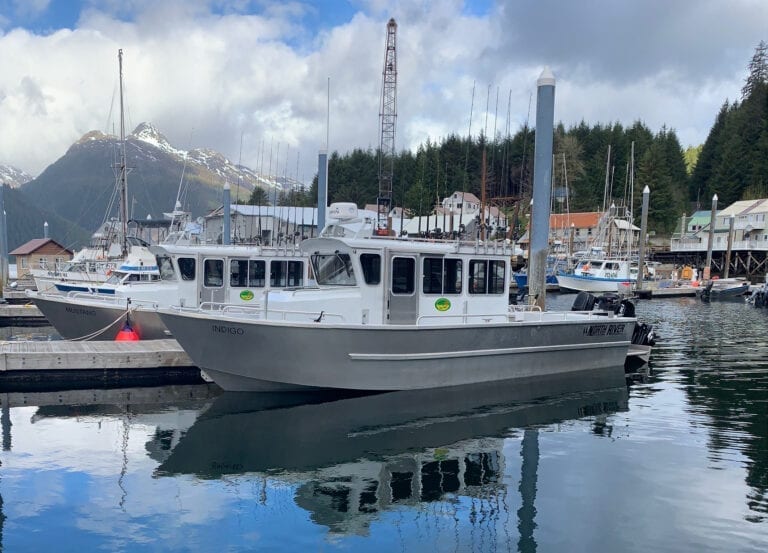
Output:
top-left (10, 122), bottom-right (307, 249)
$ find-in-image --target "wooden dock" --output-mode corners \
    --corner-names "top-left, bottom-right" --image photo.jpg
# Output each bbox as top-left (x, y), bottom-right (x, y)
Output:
top-left (0, 304), bottom-right (47, 325)
top-left (634, 284), bottom-right (699, 299)
top-left (0, 338), bottom-right (203, 391)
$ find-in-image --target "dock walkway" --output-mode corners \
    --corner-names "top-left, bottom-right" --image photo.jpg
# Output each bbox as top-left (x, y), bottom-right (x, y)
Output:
top-left (0, 339), bottom-right (202, 391)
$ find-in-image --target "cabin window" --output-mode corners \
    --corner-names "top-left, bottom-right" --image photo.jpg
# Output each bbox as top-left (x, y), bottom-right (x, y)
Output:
top-left (489, 260), bottom-right (505, 294)
top-left (422, 257), bottom-right (462, 294)
top-left (157, 256), bottom-right (176, 280)
top-left (249, 260), bottom-right (266, 287)
top-left (271, 260), bottom-right (305, 287)
top-left (230, 259), bottom-right (249, 287)
top-left (423, 258), bottom-right (443, 294)
top-left (228, 259), bottom-right (266, 288)
top-left (469, 259), bottom-right (506, 294)
top-left (468, 260), bottom-right (487, 294)
top-left (360, 253), bottom-right (381, 285)
top-left (391, 257), bottom-right (415, 294)
top-left (20, 257), bottom-right (28, 268)
top-left (311, 254), bottom-right (355, 286)
top-left (204, 259), bottom-right (224, 287)
top-left (177, 257), bottom-right (196, 281)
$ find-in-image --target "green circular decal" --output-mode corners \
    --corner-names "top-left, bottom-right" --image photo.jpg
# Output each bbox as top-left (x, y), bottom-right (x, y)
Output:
top-left (239, 290), bottom-right (255, 301)
top-left (434, 297), bottom-right (451, 311)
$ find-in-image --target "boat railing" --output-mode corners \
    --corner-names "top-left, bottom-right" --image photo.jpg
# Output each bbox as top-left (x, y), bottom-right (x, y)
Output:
top-left (65, 292), bottom-right (160, 309)
top-left (416, 313), bottom-right (509, 325)
top-left (175, 302), bottom-right (347, 323)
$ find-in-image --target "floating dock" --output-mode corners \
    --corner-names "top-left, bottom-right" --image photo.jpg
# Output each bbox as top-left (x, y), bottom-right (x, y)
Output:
top-left (0, 338), bottom-right (203, 391)
top-left (0, 304), bottom-right (47, 325)
top-left (634, 284), bottom-right (699, 299)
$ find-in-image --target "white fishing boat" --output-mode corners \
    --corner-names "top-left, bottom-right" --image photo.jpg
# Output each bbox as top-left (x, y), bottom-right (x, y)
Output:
top-left (30, 222), bottom-right (146, 293)
top-left (156, 205), bottom-right (635, 392)
top-left (24, 203), bottom-right (382, 340)
top-left (26, 240), bottom-right (309, 341)
top-left (556, 254), bottom-right (640, 293)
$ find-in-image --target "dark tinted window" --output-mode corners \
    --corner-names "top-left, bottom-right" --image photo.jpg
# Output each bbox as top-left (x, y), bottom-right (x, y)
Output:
top-left (489, 260), bottom-right (505, 294)
top-left (469, 260), bottom-right (487, 294)
top-left (204, 259), bottom-right (224, 287)
top-left (360, 253), bottom-right (381, 285)
top-left (177, 257), bottom-right (196, 281)
top-left (392, 257), bottom-right (415, 294)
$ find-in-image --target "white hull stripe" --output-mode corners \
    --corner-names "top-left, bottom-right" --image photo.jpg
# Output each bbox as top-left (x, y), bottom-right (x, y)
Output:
top-left (348, 340), bottom-right (629, 361)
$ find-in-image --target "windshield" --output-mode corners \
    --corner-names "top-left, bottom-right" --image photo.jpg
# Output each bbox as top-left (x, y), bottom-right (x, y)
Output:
top-left (311, 253), bottom-right (357, 286)
top-left (105, 271), bottom-right (127, 285)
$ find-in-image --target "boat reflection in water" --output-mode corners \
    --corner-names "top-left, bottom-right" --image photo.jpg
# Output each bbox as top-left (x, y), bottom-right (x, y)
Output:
top-left (156, 367), bottom-right (628, 540)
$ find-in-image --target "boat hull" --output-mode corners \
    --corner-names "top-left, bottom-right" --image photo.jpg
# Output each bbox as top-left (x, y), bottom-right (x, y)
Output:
top-left (697, 283), bottom-right (750, 302)
top-left (556, 273), bottom-right (633, 293)
top-left (158, 310), bottom-right (633, 392)
top-left (29, 292), bottom-right (169, 340)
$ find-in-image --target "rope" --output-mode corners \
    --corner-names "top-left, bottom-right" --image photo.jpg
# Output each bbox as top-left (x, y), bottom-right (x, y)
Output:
top-left (69, 305), bottom-right (136, 341)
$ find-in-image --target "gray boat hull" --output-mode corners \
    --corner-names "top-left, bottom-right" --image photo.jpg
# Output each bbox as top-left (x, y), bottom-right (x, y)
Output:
top-left (30, 293), bottom-right (170, 341)
top-left (158, 310), bottom-right (633, 391)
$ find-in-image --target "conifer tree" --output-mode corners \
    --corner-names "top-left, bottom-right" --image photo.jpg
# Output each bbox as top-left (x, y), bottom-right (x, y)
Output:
top-left (742, 40), bottom-right (768, 100)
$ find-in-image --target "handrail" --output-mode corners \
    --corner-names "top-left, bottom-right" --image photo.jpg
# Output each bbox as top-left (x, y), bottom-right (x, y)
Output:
top-left (416, 312), bottom-right (509, 325)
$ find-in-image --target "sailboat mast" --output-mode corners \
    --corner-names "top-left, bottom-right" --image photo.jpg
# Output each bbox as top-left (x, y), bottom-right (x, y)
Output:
top-left (118, 49), bottom-right (129, 257)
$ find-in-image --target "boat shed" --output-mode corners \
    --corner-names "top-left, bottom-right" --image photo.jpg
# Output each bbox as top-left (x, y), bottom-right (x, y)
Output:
top-left (10, 238), bottom-right (73, 279)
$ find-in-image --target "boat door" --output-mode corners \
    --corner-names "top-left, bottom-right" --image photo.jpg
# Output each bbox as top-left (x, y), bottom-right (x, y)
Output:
top-left (387, 254), bottom-right (418, 324)
top-left (201, 257), bottom-right (226, 304)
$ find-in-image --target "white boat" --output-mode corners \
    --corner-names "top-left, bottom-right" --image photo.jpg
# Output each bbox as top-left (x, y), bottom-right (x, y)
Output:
top-left (24, 205), bottom-right (380, 340)
top-left (157, 208), bottom-right (635, 392)
top-left (30, 221), bottom-right (146, 293)
top-left (26, 240), bottom-right (309, 341)
top-left (556, 255), bottom-right (639, 293)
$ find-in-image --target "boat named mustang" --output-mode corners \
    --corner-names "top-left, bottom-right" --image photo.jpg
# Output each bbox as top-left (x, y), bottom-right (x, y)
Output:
top-left (158, 206), bottom-right (634, 392)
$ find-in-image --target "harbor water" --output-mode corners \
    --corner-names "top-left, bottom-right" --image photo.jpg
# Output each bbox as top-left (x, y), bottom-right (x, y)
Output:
top-left (0, 296), bottom-right (766, 552)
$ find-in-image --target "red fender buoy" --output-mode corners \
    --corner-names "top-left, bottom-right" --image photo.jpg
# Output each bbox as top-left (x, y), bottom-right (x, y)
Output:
top-left (115, 321), bottom-right (140, 341)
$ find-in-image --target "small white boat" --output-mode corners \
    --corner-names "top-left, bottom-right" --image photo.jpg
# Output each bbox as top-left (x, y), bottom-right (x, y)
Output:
top-left (556, 256), bottom-right (640, 293)
top-left (697, 278), bottom-right (750, 302)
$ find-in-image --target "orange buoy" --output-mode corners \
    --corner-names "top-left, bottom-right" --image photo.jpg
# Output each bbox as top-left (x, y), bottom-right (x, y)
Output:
top-left (115, 321), bottom-right (140, 341)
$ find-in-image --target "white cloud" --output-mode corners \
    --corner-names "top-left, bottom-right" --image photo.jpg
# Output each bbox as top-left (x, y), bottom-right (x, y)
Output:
top-left (0, 0), bottom-right (765, 182)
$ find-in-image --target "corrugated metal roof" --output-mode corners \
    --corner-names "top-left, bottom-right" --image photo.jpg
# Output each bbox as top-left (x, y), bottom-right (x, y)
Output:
top-left (550, 212), bottom-right (601, 228)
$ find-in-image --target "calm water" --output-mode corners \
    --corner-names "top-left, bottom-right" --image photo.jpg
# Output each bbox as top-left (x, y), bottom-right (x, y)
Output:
top-left (1, 297), bottom-right (767, 552)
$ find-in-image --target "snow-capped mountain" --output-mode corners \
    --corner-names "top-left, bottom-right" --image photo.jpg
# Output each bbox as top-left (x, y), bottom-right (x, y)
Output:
top-left (0, 164), bottom-right (34, 188)
top-left (71, 122), bottom-right (297, 195)
top-left (18, 122), bottom-right (308, 236)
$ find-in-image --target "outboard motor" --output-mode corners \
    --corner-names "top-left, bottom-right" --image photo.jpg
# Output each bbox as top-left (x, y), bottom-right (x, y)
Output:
top-left (616, 299), bottom-right (636, 317)
top-left (597, 293), bottom-right (621, 312)
top-left (571, 291), bottom-right (596, 311)
top-left (631, 322), bottom-right (656, 346)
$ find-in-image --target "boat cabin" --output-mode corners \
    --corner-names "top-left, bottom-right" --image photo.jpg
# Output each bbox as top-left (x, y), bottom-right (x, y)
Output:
top-left (150, 243), bottom-right (308, 308)
top-left (260, 229), bottom-right (513, 326)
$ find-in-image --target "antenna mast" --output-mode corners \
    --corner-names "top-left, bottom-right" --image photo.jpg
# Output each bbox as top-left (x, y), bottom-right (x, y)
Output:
top-left (117, 49), bottom-right (129, 257)
top-left (377, 18), bottom-right (397, 233)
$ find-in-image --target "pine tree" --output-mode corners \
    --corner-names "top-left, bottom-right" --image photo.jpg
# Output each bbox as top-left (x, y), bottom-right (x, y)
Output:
top-left (742, 40), bottom-right (768, 100)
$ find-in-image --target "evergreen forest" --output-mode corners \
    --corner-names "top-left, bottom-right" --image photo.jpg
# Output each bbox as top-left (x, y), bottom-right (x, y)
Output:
top-left (251, 42), bottom-right (768, 238)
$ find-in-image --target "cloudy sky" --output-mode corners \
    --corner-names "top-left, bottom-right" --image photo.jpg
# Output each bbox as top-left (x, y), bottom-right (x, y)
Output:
top-left (0, 0), bottom-right (766, 184)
